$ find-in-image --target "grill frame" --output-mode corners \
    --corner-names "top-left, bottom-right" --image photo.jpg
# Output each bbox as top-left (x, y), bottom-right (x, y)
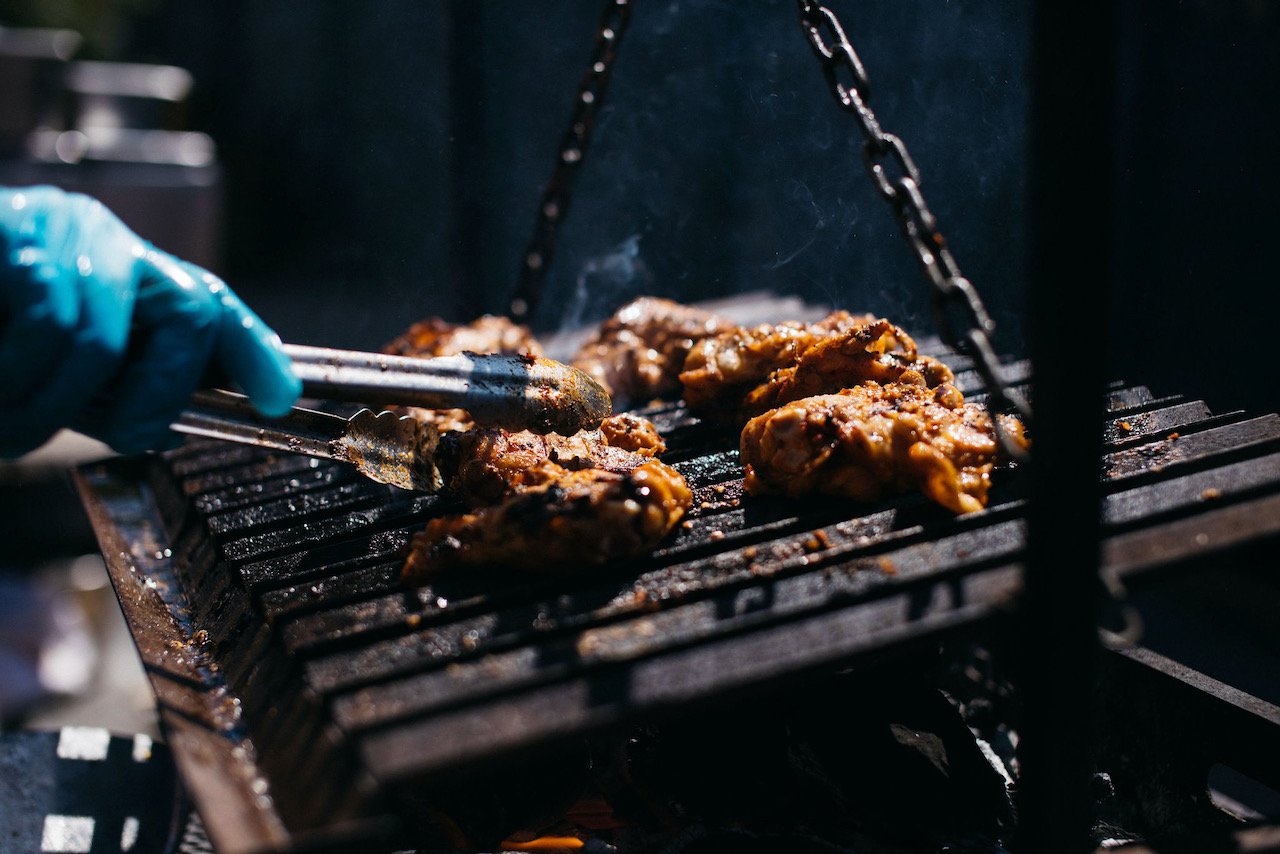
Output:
top-left (76, 366), bottom-right (1280, 853)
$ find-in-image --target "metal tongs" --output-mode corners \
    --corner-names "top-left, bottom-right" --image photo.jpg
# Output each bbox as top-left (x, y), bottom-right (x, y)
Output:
top-left (173, 344), bottom-right (612, 492)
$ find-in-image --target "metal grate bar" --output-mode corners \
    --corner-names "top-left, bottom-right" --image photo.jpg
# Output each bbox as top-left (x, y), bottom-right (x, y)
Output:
top-left (77, 377), bottom-right (1280, 850)
top-left (146, 391), bottom-right (1270, 689)
top-left (353, 561), bottom-right (1028, 781)
top-left (1104, 415), bottom-right (1280, 482)
top-left (312, 441), bottom-right (1280, 712)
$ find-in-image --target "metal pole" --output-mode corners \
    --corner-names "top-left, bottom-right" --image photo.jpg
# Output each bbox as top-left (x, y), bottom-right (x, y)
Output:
top-left (1019, 2), bottom-right (1116, 851)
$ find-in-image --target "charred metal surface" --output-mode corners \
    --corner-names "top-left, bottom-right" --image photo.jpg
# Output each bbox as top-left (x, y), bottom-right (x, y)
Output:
top-left (73, 461), bottom-right (296, 854)
top-left (76, 375), bottom-right (1280, 850)
top-left (1095, 644), bottom-right (1280, 841)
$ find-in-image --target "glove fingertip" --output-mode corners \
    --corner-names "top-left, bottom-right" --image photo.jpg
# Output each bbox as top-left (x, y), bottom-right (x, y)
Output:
top-left (211, 285), bottom-right (299, 418)
top-left (250, 371), bottom-right (302, 419)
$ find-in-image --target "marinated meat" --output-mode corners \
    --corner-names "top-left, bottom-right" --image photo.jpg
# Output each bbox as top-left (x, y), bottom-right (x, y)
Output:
top-left (402, 460), bottom-right (692, 579)
top-left (384, 314), bottom-right (542, 359)
top-left (572, 297), bottom-right (735, 406)
top-left (396, 301), bottom-right (749, 580)
top-left (598, 412), bottom-right (667, 456)
top-left (679, 311), bottom-right (872, 418)
top-left (442, 414), bottom-right (665, 506)
top-left (740, 378), bottom-right (1026, 514)
top-left (403, 406), bottom-right (476, 435)
top-left (403, 411), bottom-right (688, 579)
top-left (383, 315), bottom-right (544, 433)
top-left (741, 319), bottom-right (953, 417)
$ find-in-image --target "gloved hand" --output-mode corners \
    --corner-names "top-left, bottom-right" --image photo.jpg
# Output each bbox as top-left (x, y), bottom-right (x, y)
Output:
top-left (1, 186), bottom-right (300, 457)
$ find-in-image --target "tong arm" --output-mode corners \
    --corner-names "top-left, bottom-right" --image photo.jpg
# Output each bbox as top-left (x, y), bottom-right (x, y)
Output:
top-left (178, 390), bottom-right (345, 460)
top-left (281, 344), bottom-right (611, 435)
top-left (175, 391), bottom-right (442, 492)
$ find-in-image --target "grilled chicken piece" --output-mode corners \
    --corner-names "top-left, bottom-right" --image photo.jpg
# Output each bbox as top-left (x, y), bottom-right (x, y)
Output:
top-left (740, 378), bottom-right (1026, 514)
top-left (384, 314), bottom-right (542, 359)
top-left (598, 411), bottom-right (666, 455)
top-left (383, 315), bottom-right (544, 433)
top-left (402, 460), bottom-right (692, 579)
top-left (572, 297), bottom-right (735, 407)
top-left (403, 412), bottom-right (687, 579)
top-left (443, 414), bottom-right (665, 506)
top-left (741, 319), bottom-right (953, 417)
top-left (680, 310), bottom-right (872, 418)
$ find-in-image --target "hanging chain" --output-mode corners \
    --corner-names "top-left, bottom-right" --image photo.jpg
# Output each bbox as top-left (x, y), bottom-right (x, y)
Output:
top-left (795, 0), bottom-right (1031, 460)
top-left (510, 0), bottom-right (633, 323)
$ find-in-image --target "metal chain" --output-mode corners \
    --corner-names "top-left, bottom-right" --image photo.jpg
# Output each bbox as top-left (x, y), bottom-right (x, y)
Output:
top-left (510, 0), bottom-right (633, 323)
top-left (795, 0), bottom-right (1031, 460)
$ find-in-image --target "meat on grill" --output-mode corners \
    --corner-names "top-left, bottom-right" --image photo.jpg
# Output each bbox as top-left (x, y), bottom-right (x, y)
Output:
top-left (403, 411), bottom-right (689, 579)
top-left (402, 459), bottom-right (692, 579)
top-left (742, 319), bottom-right (954, 417)
top-left (381, 308), bottom-right (693, 580)
top-left (572, 297), bottom-right (736, 407)
top-left (680, 310), bottom-right (871, 418)
top-left (396, 299), bottom-right (1005, 583)
top-left (740, 377), bottom-right (1026, 514)
top-left (598, 411), bottom-right (667, 456)
top-left (442, 414), bottom-right (666, 507)
top-left (384, 314), bottom-right (543, 359)
top-left (383, 315), bottom-right (544, 434)
top-left (682, 315), bottom-right (953, 421)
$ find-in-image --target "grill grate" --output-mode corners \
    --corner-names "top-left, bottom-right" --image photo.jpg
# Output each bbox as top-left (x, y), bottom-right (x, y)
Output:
top-left (76, 353), bottom-right (1280, 853)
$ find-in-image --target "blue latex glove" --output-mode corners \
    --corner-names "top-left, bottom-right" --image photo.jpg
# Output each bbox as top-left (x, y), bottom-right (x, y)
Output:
top-left (0, 186), bottom-right (300, 456)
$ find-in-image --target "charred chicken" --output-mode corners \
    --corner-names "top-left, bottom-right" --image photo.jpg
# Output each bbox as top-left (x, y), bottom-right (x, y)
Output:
top-left (682, 315), bottom-right (953, 421)
top-left (403, 460), bottom-right (691, 580)
top-left (403, 411), bottom-right (690, 580)
top-left (572, 297), bottom-right (735, 407)
top-left (679, 310), bottom-right (871, 417)
top-left (441, 414), bottom-right (666, 507)
top-left (384, 314), bottom-right (542, 359)
top-left (398, 295), bottom-right (1019, 583)
top-left (740, 377), bottom-right (1026, 514)
top-left (741, 319), bottom-right (954, 417)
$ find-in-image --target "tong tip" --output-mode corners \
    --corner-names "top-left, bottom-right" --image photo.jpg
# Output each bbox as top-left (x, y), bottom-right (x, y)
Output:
top-left (337, 409), bottom-right (443, 492)
top-left (523, 357), bottom-right (613, 435)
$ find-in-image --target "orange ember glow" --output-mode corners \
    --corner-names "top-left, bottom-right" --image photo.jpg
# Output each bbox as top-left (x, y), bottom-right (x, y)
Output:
top-left (497, 836), bottom-right (586, 851)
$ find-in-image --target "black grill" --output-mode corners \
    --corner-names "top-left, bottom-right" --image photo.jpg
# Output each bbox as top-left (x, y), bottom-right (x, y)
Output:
top-left (75, 346), bottom-right (1280, 852)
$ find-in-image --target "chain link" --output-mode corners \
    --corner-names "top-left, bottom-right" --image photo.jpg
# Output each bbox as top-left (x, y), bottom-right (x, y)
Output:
top-left (510, 0), bottom-right (633, 322)
top-left (795, 0), bottom-right (1030, 460)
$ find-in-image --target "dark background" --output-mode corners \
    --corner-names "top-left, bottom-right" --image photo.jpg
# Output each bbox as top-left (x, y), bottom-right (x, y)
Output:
top-left (123, 0), bottom-right (1030, 349)
top-left (3, 1), bottom-right (1279, 821)
top-left (4, 0), bottom-right (1278, 415)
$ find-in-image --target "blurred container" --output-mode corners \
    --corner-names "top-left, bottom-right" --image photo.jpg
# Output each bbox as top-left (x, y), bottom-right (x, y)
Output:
top-left (66, 60), bottom-right (192, 131)
top-left (2, 49), bottom-right (223, 269)
top-left (0, 26), bottom-right (81, 155)
top-left (27, 60), bottom-right (214, 169)
top-left (26, 126), bottom-right (215, 167)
